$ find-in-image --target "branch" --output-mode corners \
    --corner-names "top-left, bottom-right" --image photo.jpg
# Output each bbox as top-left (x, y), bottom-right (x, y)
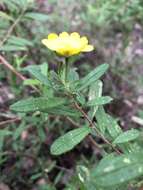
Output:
top-left (0, 54), bottom-right (26, 80)
top-left (0, 117), bottom-right (21, 127)
top-left (73, 101), bottom-right (121, 154)
top-left (0, 8), bottom-right (26, 48)
top-left (0, 55), bottom-right (40, 93)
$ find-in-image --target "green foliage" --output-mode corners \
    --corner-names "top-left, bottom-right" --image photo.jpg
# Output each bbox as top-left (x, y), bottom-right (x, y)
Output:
top-left (91, 152), bottom-right (143, 187)
top-left (24, 12), bottom-right (49, 21)
top-left (96, 107), bottom-right (123, 137)
top-left (113, 129), bottom-right (140, 144)
top-left (13, 121), bottom-right (27, 140)
top-left (46, 105), bottom-right (81, 117)
top-left (0, 0), bottom-right (50, 52)
top-left (24, 65), bottom-right (52, 88)
top-left (75, 64), bottom-right (109, 91)
top-left (0, 130), bottom-right (12, 150)
top-left (1, 0), bottom-right (143, 189)
top-left (9, 59), bottom-right (143, 188)
top-left (10, 97), bottom-right (66, 112)
top-left (0, 45), bottom-right (27, 51)
top-left (95, 106), bottom-right (108, 134)
top-left (51, 127), bottom-right (91, 155)
top-left (81, 0), bottom-right (143, 30)
top-left (0, 10), bottom-right (14, 21)
top-left (86, 96), bottom-right (113, 107)
top-left (88, 80), bottom-right (103, 119)
top-left (0, 35), bottom-right (33, 52)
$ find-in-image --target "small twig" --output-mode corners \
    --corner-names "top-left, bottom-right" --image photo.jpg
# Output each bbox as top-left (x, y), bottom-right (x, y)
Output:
top-left (88, 136), bottom-right (102, 149)
top-left (0, 55), bottom-right (40, 93)
top-left (66, 117), bottom-right (81, 128)
top-left (0, 8), bottom-right (26, 48)
top-left (0, 112), bottom-right (18, 119)
top-left (73, 101), bottom-right (121, 154)
top-left (0, 117), bottom-right (21, 127)
top-left (54, 165), bottom-right (73, 174)
top-left (0, 55), bottom-right (26, 80)
top-left (0, 8), bottom-right (40, 92)
top-left (74, 102), bottom-right (93, 127)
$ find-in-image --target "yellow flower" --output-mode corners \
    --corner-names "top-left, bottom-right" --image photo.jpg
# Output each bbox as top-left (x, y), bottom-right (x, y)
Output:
top-left (41, 32), bottom-right (94, 56)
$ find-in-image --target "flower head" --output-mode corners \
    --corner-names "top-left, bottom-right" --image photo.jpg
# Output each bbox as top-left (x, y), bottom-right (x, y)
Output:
top-left (42, 32), bottom-right (94, 56)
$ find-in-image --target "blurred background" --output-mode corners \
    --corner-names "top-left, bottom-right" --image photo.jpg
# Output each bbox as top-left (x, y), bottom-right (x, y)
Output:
top-left (0, 0), bottom-right (143, 189)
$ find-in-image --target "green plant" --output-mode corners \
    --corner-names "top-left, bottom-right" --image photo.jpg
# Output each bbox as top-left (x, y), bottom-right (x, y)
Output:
top-left (81, 0), bottom-right (143, 31)
top-left (1, 1), bottom-right (143, 189)
top-left (8, 32), bottom-right (143, 190)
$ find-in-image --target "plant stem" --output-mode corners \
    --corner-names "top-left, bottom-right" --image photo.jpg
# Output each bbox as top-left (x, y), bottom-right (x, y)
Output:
top-left (62, 57), bottom-right (121, 154)
top-left (0, 55), bottom-right (26, 80)
top-left (0, 55), bottom-right (40, 93)
top-left (73, 101), bottom-right (121, 154)
top-left (58, 57), bottom-right (69, 84)
top-left (0, 117), bottom-right (21, 127)
top-left (0, 7), bottom-right (26, 48)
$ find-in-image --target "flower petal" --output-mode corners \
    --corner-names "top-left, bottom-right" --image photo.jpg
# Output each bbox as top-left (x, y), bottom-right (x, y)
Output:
top-left (70, 32), bottom-right (80, 39)
top-left (47, 33), bottom-right (58, 40)
top-left (41, 39), bottom-right (58, 50)
top-left (80, 37), bottom-right (88, 45)
top-left (59, 32), bottom-right (69, 38)
top-left (82, 45), bottom-right (94, 52)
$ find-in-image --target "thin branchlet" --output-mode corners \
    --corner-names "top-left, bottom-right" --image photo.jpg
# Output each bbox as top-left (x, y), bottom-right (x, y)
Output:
top-left (73, 100), bottom-right (121, 154)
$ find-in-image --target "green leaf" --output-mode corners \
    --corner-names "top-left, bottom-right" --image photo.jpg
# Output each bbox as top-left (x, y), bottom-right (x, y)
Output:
top-left (30, 173), bottom-right (42, 181)
top-left (68, 68), bottom-right (79, 82)
top-left (2, 0), bottom-right (19, 10)
top-left (47, 105), bottom-right (81, 117)
top-left (38, 184), bottom-right (56, 190)
top-left (138, 110), bottom-right (143, 119)
top-left (4, 0), bottom-right (29, 8)
top-left (0, 130), bottom-right (12, 136)
top-left (77, 165), bottom-right (90, 182)
top-left (15, 0), bottom-right (29, 7)
top-left (40, 62), bottom-right (48, 76)
top-left (95, 107), bottom-right (122, 137)
top-left (0, 130), bottom-right (12, 150)
top-left (0, 36), bottom-right (33, 52)
top-left (0, 11), bottom-right (14, 21)
top-left (23, 79), bottom-right (40, 86)
top-left (95, 106), bottom-right (107, 134)
top-left (88, 80), bottom-right (103, 119)
top-left (0, 45), bottom-right (27, 51)
top-left (113, 129), bottom-right (140, 144)
top-left (8, 36), bottom-right (33, 47)
top-left (36, 125), bottom-right (46, 142)
top-left (91, 152), bottom-right (143, 187)
top-left (24, 65), bottom-right (52, 88)
top-left (51, 127), bottom-right (91, 155)
top-left (24, 12), bottom-right (49, 21)
top-left (76, 93), bottom-right (86, 105)
top-left (75, 64), bottom-right (109, 91)
top-left (13, 121), bottom-right (28, 140)
top-left (86, 96), bottom-right (113, 107)
top-left (105, 114), bottom-right (122, 139)
top-left (10, 97), bottom-right (65, 112)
